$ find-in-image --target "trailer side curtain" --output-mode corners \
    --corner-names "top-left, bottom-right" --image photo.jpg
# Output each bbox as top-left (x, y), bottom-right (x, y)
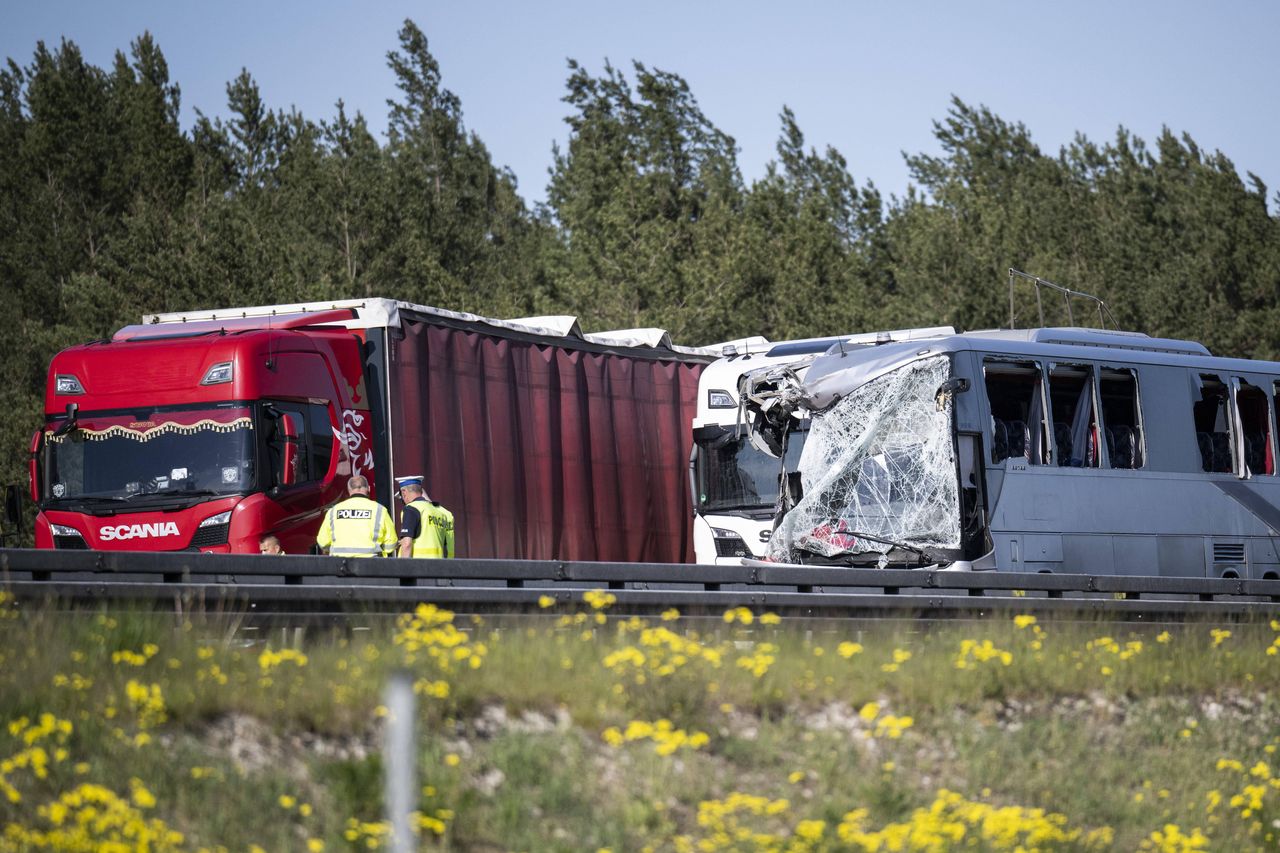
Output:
top-left (390, 323), bottom-right (703, 562)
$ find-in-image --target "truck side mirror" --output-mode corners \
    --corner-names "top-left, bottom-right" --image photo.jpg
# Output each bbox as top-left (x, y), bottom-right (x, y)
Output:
top-left (28, 429), bottom-right (43, 503)
top-left (278, 413), bottom-right (301, 487)
top-left (3, 484), bottom-right (24, 542)
top-left (688, 444), bottom-right (699, 517)
top-left (51, 402), bottom-right (79, 438)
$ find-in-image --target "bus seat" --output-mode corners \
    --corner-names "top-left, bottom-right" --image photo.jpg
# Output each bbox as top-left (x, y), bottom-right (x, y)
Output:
top-left (1245, 432), bottom-right (1267, 475)
top-left (1054, 422), bottom-right (1072, 466)
top-left (1111, 426), bottom-right (1136, 469)
top-left (1007, 420), bottom-right (1029, 460)
top-left (1197, 432), bottom-right (1213, 472)
top-left (992, 419), bottom-right (1009, 463)
top-left (1211, 432), bottom-right (1231, 473)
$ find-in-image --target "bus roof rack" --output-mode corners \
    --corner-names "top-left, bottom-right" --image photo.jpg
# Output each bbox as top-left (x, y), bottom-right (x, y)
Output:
top-left (969, 327), bottom-right (1211, 357)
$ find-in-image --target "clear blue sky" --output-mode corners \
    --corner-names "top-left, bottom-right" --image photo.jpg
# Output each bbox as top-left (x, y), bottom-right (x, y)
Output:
top-left (5, 1), bottom-right (1278, 208)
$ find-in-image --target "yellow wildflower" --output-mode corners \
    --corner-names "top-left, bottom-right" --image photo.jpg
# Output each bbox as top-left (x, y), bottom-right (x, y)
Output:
top-left (583, 589), bottom-right (617, 610)
top-left (130, 778), bottom-right (157, 809)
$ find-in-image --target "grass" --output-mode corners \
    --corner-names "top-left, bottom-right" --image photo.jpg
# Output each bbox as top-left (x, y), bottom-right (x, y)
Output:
top-left (0, 590), bottom-right (1278, 851)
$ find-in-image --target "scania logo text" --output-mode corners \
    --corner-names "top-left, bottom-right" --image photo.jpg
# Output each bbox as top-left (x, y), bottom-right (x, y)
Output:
top-left (99, 522), bottom-right (180, 541)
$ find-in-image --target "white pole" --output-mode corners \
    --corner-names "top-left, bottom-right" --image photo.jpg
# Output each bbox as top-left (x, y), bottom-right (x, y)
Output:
top-left (383, 671), bottom-right (416, 853)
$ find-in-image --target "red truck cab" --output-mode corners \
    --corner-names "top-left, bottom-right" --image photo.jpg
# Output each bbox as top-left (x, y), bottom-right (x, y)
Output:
top-left (32, 311), bottom-right (371, 555)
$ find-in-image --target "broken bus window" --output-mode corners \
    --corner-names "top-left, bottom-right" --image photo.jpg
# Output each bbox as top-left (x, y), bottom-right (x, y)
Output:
top-left (983, 360), bottom-right (1047, 465)
top-left (1098, 367), bottom-right (1144, 469)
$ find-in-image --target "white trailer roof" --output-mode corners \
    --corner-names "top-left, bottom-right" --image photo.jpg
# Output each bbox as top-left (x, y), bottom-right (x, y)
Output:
top-left (140, 297), bottom-right (725, 356)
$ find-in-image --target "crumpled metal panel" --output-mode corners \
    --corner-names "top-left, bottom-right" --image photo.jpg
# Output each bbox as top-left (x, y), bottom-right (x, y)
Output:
top-left (769, 355), bottom-right (961, 562)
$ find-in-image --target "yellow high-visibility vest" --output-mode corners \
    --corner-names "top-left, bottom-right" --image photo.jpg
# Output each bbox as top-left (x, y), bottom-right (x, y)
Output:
top-left (316, 496), bottom-right (396, 557)
top-left (407, 498), bottom-right (454, 558)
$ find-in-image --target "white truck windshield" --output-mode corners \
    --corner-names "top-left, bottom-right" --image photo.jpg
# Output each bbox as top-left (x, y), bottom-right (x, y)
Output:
top-left (695, 427), bottom-right (807, 514)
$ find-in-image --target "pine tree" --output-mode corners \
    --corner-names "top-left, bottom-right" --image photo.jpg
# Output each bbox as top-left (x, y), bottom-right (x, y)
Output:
top-left (544, 59), bottom-right (744, 338)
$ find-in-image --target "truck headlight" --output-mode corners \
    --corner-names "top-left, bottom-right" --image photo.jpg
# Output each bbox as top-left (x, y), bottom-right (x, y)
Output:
top-left (55, 375), bottom-right (85, 395)
top-left (711, 526), bottom-right (750, 558)
top-left (707, 389), bottom-right (736, 409)
top-left (200, 362), bottom-right (234, 385)
top-left (199, 511), bottom-right (232, 528)
top-left (51, 523), bottom-right (82, 537)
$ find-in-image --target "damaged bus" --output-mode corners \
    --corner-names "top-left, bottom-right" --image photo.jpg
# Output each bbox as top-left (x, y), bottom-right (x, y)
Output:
top-left (691, 329), bottom-right (953, 564)
top-left (742, 326), bottom-right (1280, 578)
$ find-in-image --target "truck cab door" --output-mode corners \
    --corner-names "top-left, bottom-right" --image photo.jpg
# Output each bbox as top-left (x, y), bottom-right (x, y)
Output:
top-left (28, 429), bottom-right (43, 503)
top-left (276, 412), bottom-right (302, 488)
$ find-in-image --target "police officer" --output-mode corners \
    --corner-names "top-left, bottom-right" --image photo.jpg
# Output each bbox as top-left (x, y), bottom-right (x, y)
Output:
top-left (316, 475), bottom-right (397, 557)
top-left (395, 475), bottom-right (455, 558)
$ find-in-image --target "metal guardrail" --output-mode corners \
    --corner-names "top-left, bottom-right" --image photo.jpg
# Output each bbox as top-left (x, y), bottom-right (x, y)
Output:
top-left (2, 549), bottom-right (1279, 623)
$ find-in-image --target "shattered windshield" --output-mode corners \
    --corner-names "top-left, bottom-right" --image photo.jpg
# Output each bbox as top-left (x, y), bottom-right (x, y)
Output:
top-left (768, 355), bottom-right (960, 563)
top-left (695, 426), bottom-right (807, 514)
top-left (43, 405), bottom-right (255, 504)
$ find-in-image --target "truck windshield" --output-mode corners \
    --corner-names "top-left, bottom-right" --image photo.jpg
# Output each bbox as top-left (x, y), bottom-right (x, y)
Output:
top-left (695, 426), bottom-right (808, 514)
top-left (43, 405), bottom-right (255, 503)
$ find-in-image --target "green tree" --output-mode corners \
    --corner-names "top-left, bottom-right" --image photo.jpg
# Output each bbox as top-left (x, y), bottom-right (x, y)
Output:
top-left (0, 35), bottom-right (197, 533)
top-left (543, 59), bottom-right (745, 339)
top-left (730, 106), bottom-right (892, 341)
top-left (882, 97), bottom-right (1280, 358)
top-left (376, 19), bottom-right (542, 315)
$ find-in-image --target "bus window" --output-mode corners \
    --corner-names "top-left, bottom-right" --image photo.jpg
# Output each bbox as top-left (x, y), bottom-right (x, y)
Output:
top-left (1238, 381), bottom-right (1273, 476)
top-left (1099, 368), bottom-right (1144, 469)
top-left (1193, 375), bottom-right (1233, 473)
top-left (983, 360), bottom-right (1047, 465)
top-left (1047, 363), bottom-right (1098, 467)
